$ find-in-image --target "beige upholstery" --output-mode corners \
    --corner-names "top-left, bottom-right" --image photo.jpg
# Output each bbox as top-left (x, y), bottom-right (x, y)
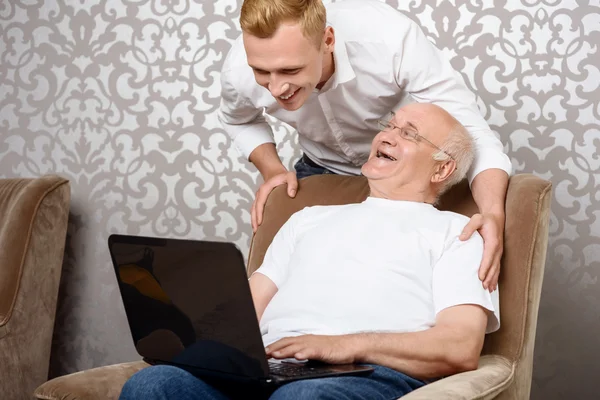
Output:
top-left (0, 175), bottom-right (70, 400)
top-left (34, 361), bottom-right (150, 400)
top-left (35, 173), bottom-right (551, 400)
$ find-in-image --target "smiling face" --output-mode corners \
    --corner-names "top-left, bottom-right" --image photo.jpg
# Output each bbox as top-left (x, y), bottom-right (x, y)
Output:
top-left (243, 23), bottom-right (335, 111)
top-left (361, 103), bottom-right (457, 202)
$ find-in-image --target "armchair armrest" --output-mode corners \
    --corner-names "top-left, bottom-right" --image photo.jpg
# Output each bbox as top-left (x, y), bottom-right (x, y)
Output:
top-left (401, 355), bottom-right (514, 400)
top-left (34, 361), bottom-right (149, 400)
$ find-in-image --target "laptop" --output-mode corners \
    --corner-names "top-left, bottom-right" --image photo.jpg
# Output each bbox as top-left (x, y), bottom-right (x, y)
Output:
top-left (108, 234), bottom-right (374, 386)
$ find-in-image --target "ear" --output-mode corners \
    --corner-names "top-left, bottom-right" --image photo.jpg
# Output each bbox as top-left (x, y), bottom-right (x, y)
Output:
top-left (323, 26), bottom-right (335, 52)
top-left (431, 159), bottom-right (456, 184)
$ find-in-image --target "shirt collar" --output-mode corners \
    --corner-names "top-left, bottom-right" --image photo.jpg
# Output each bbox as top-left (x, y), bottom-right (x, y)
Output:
top-left (320, 26), bottom-right (355, 91)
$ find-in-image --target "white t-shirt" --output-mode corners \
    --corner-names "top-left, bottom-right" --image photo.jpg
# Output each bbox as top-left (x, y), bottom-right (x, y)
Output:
top-left (218, 0), bottom-right (512, 183)
top-left (255, 197), bottom-right (500, 347)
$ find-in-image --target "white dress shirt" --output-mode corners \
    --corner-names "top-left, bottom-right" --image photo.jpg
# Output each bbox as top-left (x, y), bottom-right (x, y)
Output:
top-left (218, 0), bottom-right (512, 183)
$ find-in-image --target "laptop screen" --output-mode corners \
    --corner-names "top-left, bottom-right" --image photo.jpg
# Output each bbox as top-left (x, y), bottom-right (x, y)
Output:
top-left (109, 235), bottom-right (270, 380)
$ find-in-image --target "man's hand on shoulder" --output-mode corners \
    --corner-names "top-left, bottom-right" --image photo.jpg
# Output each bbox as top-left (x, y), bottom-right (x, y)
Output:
top-left (249, 143), bottom-right (299, 232)
top-left (266, 334), bottom-right (357, 364)
top-left (459, 211), bottom-right (505, 292)
top-left (465, 169), bottom-right (509, 292)
top-left (252, 170), bottom-right (298, 232)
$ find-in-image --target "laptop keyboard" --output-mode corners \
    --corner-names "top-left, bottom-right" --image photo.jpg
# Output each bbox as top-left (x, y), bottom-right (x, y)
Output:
top-left (268, 361), bottom-right (328, 377)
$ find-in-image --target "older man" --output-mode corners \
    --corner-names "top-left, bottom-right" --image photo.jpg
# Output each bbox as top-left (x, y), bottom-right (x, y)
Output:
top-left (120, 103), bottom-right (500, 400)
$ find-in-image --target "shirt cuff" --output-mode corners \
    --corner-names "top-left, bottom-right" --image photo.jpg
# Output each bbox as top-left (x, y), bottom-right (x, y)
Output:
top-left (232, 123), bottom-right (276, 160)
top-left (468, 148), bottom-right (513, 185)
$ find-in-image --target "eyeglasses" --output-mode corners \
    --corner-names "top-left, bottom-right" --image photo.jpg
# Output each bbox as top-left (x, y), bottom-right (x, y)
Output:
top-left (377, 111), bottom-right (454, 161)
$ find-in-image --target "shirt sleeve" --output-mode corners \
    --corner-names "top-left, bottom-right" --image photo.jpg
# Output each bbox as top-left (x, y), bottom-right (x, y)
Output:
top-left (432, 230), bottom-right (500, 334)
top-left (393, 19), bottom-right (513, 183)
top-left (251, 210), bottom-right (304, 288)
top-left (218, 68), bottom-right (275, 159)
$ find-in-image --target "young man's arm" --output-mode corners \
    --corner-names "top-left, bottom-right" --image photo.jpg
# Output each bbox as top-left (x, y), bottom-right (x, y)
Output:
top-left (218, 62), bottom-right (299, 233)
top-left (393, 16), bottom-right (512, 289)
top-left (249, 143), bottom-right (298, 233)
top-left (218, 71), bottom-right (274, 166)
top-left (461, 169), bottom-right (509, 291)
top-left (393, 17), bottom-right (512, 182)
top-left (266, 304), bottom-right (487, 379)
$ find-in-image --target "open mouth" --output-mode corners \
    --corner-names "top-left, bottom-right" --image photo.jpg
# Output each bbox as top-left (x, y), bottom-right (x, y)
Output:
top-left (376, 150), bottom-right (396, 161)
top-left (279, 88), bottom-right (299, 101)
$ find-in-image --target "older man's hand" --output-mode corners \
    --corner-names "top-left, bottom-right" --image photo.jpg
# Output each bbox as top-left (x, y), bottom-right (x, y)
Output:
top-left (460, 212), bottom-right (505, 292)
top-left (265, 334), bottom-right (357, 364)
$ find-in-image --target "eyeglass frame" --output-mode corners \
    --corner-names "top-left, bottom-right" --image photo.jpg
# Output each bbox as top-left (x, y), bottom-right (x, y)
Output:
top-left (377, 111), bottom-right (455, 161)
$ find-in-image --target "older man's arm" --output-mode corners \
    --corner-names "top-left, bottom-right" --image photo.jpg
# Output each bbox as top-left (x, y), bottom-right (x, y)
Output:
top-left (249, 273), bottom-right (278, 322)
top-left (354, 304), bottom-right (488, 379)
top-left (247, 208), bottom-right (307, 322)
top-left (266, 304), bottom-right (488, 380)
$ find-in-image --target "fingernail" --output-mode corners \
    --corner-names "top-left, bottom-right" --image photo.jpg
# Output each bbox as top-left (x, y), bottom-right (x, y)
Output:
top-left (265, 347), bottom-right (269, 353)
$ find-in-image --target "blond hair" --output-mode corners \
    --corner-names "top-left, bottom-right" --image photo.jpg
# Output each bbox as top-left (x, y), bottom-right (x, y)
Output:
top-left (433, 122), bottom-right (475, 196)
top-left (240, 0), bottom-right (326, 47)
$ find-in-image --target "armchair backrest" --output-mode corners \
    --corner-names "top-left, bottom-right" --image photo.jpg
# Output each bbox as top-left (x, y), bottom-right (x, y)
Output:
top-left (248, 174), bottom-right (551, 399)
top-left (0, 175), bottom-right (70, 400)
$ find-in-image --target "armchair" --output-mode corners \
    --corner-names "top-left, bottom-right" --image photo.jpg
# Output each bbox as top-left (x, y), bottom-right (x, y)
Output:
top-left (34, 174), bottom-right (551, 400)
top-left (0, 175), bottom-right (70, 400)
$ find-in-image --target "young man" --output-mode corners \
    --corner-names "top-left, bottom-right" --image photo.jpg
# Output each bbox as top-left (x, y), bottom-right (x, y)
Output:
top-left (120, 103), bottom-right (500, 400)
top-left (219, 0), bottom-right (511, 292)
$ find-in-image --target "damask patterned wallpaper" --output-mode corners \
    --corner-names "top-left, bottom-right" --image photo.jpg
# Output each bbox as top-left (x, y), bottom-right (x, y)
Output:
top-left (0, 0), bottom-right (598, 398)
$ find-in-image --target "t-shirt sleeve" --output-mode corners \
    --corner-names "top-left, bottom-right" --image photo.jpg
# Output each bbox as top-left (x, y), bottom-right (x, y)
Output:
top-left (432, 229), bottom-right (500, 333)
top-left (252, 210), bottom-right (304, 288)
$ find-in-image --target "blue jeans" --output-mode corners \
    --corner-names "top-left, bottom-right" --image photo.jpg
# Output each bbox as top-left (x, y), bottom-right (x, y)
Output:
top-left (294, 155), bottom-right (336, 180)
top-left (119, 364), bottom-right (425, 400)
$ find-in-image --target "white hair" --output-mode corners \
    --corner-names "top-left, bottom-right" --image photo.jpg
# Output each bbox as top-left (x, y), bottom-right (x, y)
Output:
top-left (432, 122), bottom-right (474, 197)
